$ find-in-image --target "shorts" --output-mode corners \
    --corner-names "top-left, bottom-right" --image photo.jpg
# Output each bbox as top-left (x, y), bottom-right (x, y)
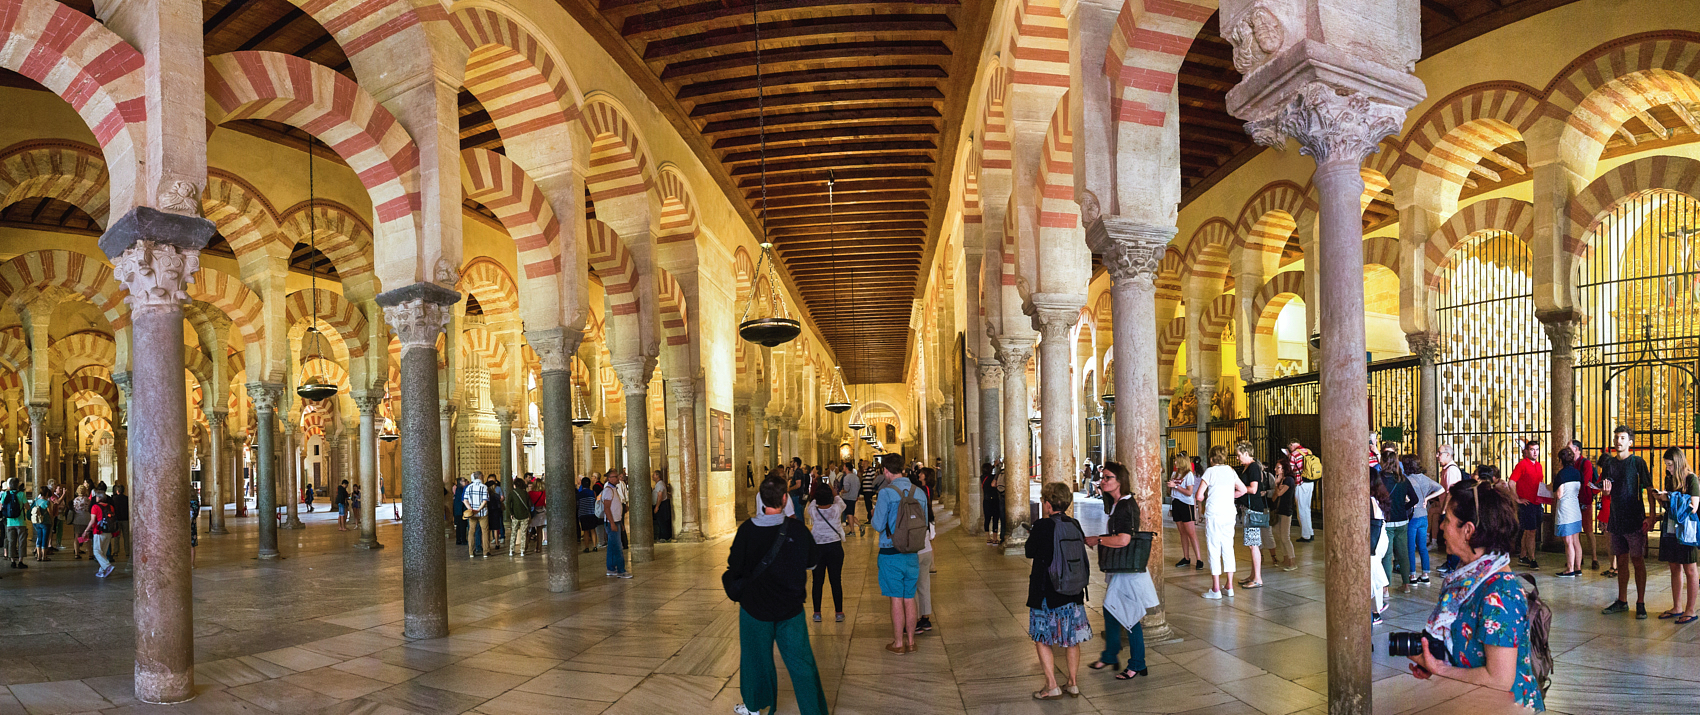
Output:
top-left (1555, 520), bottom-right (1582, 538)
top-left (1243, 525), bottom-right (1263, 547)
top-left (1659, 533), bottom-right (1698, 564)
top-left (842, 499), bottom-right (857, 517)
top-left (877, 551), bottom-right (920, 598)
top-left (1609, 530), bottom-right (1648, 557)
top-left (338, 503), bottom-right (348, 515)
top-left (578, 514), bottom-right (600, 531)
top-left (1171, 501), bottom-right (1195, 523)
top-left (1518, 503), bottom-right (1542, 532)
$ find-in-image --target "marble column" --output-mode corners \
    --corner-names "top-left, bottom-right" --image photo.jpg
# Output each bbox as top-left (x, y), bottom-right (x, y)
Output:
top-left (378, 283), bottom-right (458, 639)
top-left (1033, 297), bottom-right (1084, 486)
top-left (207, 411), bottom-right (227, 534)
top-left (440, 404), bottom-right (456, 484)
top-left (1407, 332), bottom-right (1441, 478)
top-left (749, 403), bottom-right (767, 477)
top-left (26, 405), bottom-right (45, 493)
top-left (353, 393), bottom-right (382, 549)
top-left (104, 215), bottom-right (215, 703)
top-left (669, 378), bottom-right (705, 541)
top-left (282, 424), bottom-right (303, 529)
top-left (614, 359), bottom-right (656, 563)
top-left (1193, 380), bottom-right (1215, 456)
top-left (1096, 217), bottom-right (1181, 644)
top-left (248, 383), bottom-right (281, 558)
top-left (978, 361), bottom-right (1003, 468)
top-left (997, 337), bottom-right (1035, 550)
top-left (1540, 311), bottom-right (1579, 454)
top-left (495, 408), bottom-right (515, 483)
top-left (528, 328), bottom-right (580, 591)
top-left (230, 433), bottom-right (245, 517)
top-left (1244, 81), bottom-right (1411, 715)
top-left (733, 401), bottom-right (752, 520)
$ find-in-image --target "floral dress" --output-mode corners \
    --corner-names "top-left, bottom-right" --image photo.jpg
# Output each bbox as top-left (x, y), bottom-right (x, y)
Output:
top-left (1443, 572), bottom-right (1544, 711)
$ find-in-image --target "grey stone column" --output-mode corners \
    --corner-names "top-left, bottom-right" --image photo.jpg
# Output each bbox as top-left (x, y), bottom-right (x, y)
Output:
top-left (248, 383), bottom-right (280, 558)
top-left (997, 338), bottom-right (1034, 550)
top-left (978, 361), bottom-right (1003, 466)
top-left (26, 405), bottom-right (45, 493)
top-left (440, 404), bottom-right (455, 485)
top-left (495, 408), bottom-right (515, 482)
top-left (1193, 381), bottom-right (1215, 456)
top-left (282, 424), bottom-right (303, 529)
top-left (1096, 217), bottom-right (1181, 644)
top-left (378, 283), bottom-right (458, 640)
top-left (1033, 297), bottom-right (1084, 486)
top-left (1407, 332), bottom-right (1441, 478)
top-left (207, 411), bottom-right (227, 534)
top-left (528, 328), bottom-right (580, 591)
top-left (614, 360), bottom-right (656, 563)
top-left (733, 401), bottom-right (752, 521)
top-left (102, 212), bottom-right (215, 704)
top-left (669, 378), bottom-right (705, 542)
top-left (1539, 311), bottom-right (1579, 456)
top-left (353, 393), bottom-right (382, 549)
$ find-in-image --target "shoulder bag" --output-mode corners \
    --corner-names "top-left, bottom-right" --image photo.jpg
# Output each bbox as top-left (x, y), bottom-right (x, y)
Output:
top-left (723, 520), bottom-right (790, 602)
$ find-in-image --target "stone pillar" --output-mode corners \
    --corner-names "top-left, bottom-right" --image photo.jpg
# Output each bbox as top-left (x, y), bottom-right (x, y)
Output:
top-left (495, 408), bottom-right (515, 483)
top-left (1407, 332), bottom-right (1441, 478)
top-left (1193, 380), bottom-right (1215, 456)
top-left (1033, 297), bottom-right (1084, 486)
top-left (207, 412), bottom-right (227, 534)
top-left (997, 338), bottom-right (1035, 550)
top-left (614, 359), bottom-right (656, 563)
top-left (248, 383), bottom-right (281, 558)
top-left (103, 213), bottom-right (215, 704)
top-left (282, 424), bottom-right (303, 529)
top-left (669, 378), bottom-right (705, 542)
top-left (377, 283), bottom-right (458, 639)
top-left (978, 361), bottom-right (1003, 468)
top-left (1240, 79), bottom-right (1416, 715)
top-left (1095, 217), bottom-right (1181, 644)
top-left (440, 404), bottom-right (456, 485)
top-left (1539, 311), bottom-right (1579, 454)
top-left (961, 362), bottom-right (983, 534)
top-left (733, 401), bottom-right (752, 520)
top-left (353, 393), bottom-right (382, 549)
top-left (528, 328), bottom-right (580, 591)
top-left (25, 405), bottom-right (45, 493)
top-left (230, 433), bottom-right (244, 517)
top-left (749, 403), bottom-right (767, 476)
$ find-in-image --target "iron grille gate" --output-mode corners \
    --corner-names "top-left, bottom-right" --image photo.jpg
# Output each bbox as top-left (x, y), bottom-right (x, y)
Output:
top-left (1245, 356), bottom-right (1420, 463)
top-left (1435, 229), bottom-right (1550, 469)
top-left (1574, 190), bottom-right (1700, 535)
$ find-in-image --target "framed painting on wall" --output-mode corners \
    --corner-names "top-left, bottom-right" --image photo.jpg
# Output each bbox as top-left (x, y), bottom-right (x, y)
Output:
top-left (709, 408), bottom-right (732, 471)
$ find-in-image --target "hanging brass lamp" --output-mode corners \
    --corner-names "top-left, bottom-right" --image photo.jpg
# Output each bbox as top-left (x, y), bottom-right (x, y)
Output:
top-left (736, 0), bottom-right (801, 348)
top-left (296, 140), bottom-right (339, 403)
top-left (825, 367), bottom-right (851, 414)
top-left (570, 380), bottom-right (593, 427)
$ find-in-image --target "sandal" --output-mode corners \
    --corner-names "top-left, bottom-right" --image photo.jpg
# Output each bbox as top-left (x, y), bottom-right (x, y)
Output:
top-left (1115, 667), bottom-right (1148, 680)
top-left (1089, 660), bottom-right (1118, 670)
top-left (1659, 610), bottom-right (1683, 620)
top-left (1602, 568), bottom-right (1618, 578)
top-left (1677, 614), bottom-right (1698, 625)
top-left (1242, 581), bottom-right (1264, 589)
top-left (1033, 687), bottom-right (1064, 700)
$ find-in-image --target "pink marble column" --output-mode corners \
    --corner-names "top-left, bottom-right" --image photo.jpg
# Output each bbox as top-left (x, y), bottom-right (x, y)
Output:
top-left (997, 337), bottom-right (1035, 550)
top-left (1033, 296), bottom-right (1085, 488)
top-left (1093, 218), bottom-right (1181, 643)
top-left (207, 411), bottom-right (227, 534)
top-left (26, 405), bottom-right (44, 493)
top-left (102, 209), bottom-right (216, 703)
top-left (615, 359), bottom-right (657, 563)
top-left (353, 392), bottom-right (383, 550)
top-left (670, 378), bottom-right (705, 542)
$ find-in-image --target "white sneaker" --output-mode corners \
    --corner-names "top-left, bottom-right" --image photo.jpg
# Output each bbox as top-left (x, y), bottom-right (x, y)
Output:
top-left (1203, 590), bottom-right (1222, 600)
top-left (617, 572), bottom-right (633, 579)
top-left (1225, 588), bottom-right (1235, 597)
top-left (733, 705), bottom-right (757, 715)
top-left (606, 571), bottom-right (617, 577)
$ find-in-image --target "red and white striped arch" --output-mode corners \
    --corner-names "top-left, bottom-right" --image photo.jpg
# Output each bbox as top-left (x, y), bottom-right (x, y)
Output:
top-left (299, 356), bottom-right (351, 398)
top-left (656, 165), bottom-right (699, 248)
top-left (586, 218), bottom-right (643, 357)
top-left (1234, 181), bottom-right (1309, 275)
top-left (1179, 219), bottom-right (1235, 293)
top-left (1403, 84), bottom-right (1543, 213)
top-left (205, 51), bottom-right (420, 251)
top-left (284, 288), bottom-right (369, 358)
top-left (284, 0), bottom-right (443, 79)
top-left (581, 97), bottom-right (654, 204)
top-left (656, 268), bottom-right (689, 351)
top-left (0, 0), bottom-right (144, 217)
top-left (1252, 270), bottom-right (1307, 337)
top-left (457, 257), bottom-right (521, 318)
top-left (1155, 247), bottom-right (1184, 305)
top-left (1549, 33), bottom-right (1700, 171)
top-left (51, 330), bottom-right (115, 376)
top-left (1564, 155), bottom-right (1700, 260)
top-left (1103, 0), bottom-right (1214, 129)
top-left (1422, 197), bottom-right (1535, 290)
top-left (980, 66), bottom-right (1012, 174)
top-left (188, 266), bottom-right (265, 346)
top-left (1196, 293), bottom-right (1236, 353)
top-left (1010, 0), bottom-right (1070, 90)
top-left (460, 149), bottom-right (562, 325)
top-left (0, 140), bottom-right (110, 227)
top-left (0, 329), bottom-right (27, 371)
top-left (279, 199), bottom-right (376, 285)
top-left (63, 373), bottom-right (118, 406)
top-left (459, 325), bottom-right (510, 382)
top-left (733, 246), bottom-right (753, 383)
top-left (1362, 236), bottom-right (1402, 278)
top-left (451, 5), bottom-right (581, 158)
top-left (1156, 315), bottom-right (1187, 396)
top-left (0, 250), bottom-right (127, 329)
top-left (1037, 91), bottom-right (1076, 234)
top-left (204, 170), bottom-right (288, 264)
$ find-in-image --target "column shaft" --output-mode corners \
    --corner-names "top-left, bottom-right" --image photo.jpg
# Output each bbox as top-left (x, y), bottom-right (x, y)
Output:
top-left (250, 387), bottom-right (279, 558)
top-left (497, 410), bottom-right (514, 483)
top-left (1541, 314), bottom-right (1578, 454)
top-left (671, 380), bottom-right (705, 541)
top-left (998, 340), bottom-right (1034, 549)
top-left (617, 362), bottom-right (656, 563)
top-left (1408, 333), bottom-right (1440, 478)
top-left (355, 395), bottom-right (382, 549)
top-left (733, 403), bottom-right (752, 521)
top-left (27, 406), bottom-right (44, 494)
top-left (283, 426), bottom-right (303, 528)
top-left (207, 414), bottom-right (227, 534)
top-left (1034, 301), bottom-right (1083, 486)
top-left (530, 331), bottom-right (581, 592)
top-left (440, 406), bottom-right (454, 485)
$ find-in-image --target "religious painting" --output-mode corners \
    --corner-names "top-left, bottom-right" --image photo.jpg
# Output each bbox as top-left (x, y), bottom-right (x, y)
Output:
top-left (956, 333), bottom-right (968, 444)
top-left (709, 408), bottom-right (732, 471)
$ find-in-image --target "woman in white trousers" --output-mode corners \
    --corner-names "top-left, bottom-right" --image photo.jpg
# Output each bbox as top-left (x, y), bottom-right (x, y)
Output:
top-left (1196, 445), bottom-right (1248, 599)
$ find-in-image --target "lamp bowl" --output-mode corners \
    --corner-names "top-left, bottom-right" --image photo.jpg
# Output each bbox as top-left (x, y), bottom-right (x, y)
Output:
top-left (824, 401), bottom-right (852, 414)
top-left (739, 318), bottom-right (801, 347)
top-left (297, 382), bottom-right (339, 402)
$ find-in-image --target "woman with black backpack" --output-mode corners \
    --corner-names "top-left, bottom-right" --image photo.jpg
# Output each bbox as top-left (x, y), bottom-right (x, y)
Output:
top-left (1025, 481), bottom-right (1090, 700)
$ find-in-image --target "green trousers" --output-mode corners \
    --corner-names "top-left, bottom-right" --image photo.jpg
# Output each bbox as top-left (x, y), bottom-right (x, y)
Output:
top-left (738, 609), bottom-right (829, 715)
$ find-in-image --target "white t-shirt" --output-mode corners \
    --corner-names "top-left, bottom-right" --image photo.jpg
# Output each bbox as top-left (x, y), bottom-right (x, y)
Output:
top-left (1171, 469), bottom-right (1198, 506)
top-left (1199, 465), bottom-right (1239, 518)
top-left (1440, 463), bottom-right (1464, 489)
top-left (600, 486), bottom-right (623, 523)
top-left (1554, 481), bottom-right (1582, 526)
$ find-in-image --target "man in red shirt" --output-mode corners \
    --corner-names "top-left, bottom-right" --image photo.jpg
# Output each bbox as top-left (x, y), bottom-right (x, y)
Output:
top-left (1509, 439), bottom-right (1546, 570)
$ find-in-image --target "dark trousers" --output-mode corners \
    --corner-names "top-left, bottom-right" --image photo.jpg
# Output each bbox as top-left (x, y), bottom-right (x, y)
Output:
top-left (454, 514), bottom-right (468, 545)
top-left (861, 493), bottom-right (875, 516)
top-left (984, 497), bottom-right (1004, 537)
top-left (1100, 608), bottom-right (1146, 672)
top-left (738, 610), bottom-right (828, 715)
top-left (812, 541), bottom-right (845, 614)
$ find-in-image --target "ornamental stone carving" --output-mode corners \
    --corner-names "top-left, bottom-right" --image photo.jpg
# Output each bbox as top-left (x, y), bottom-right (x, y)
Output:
top-left (26, 404), bottom-right (46, 427)
top-left (525, 328), bottom-right (579, 374)
top-left (1224, 3), bottom-right (1285, 74)
top-left (494, 408), bottom-right (515, 427)
top-left (207, 411), bottom-right (227, 431)
top-left (1246, 81), bottom-right (1404, 166)
top-left (977, 361), bottom-right (1004, 384)
top-left (1405, 331), bottom-right (1442, 363)
top-left (112, 241), bottom-right (199, 311)
top-left (996, 341), bottom-right (1033, 373)
top-left (613, 359), bottom-right (655, 396)
top-left (159, 181), bottom-right (203, 216)
top-left (1033, 305), bottom-right (1081, 344)
top-left (351, 392), bottom-right (381, 415)
top-left (434, 256), bottom-right (459, 286)
top-left (668, 378), bottom-right (697, 404)
top-left (247, 382), bottom-right (282, 413)
top-left (382, 300), bottom-right (451, 354)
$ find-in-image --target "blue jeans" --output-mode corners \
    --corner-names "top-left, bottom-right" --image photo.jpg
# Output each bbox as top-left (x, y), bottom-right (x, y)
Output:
top-left (1099, 608), bottom-right (1146, 672)
top-left (1407, 516), bottom-right (1431, 572)
top-left (606, 522), bottom-right (625, 573)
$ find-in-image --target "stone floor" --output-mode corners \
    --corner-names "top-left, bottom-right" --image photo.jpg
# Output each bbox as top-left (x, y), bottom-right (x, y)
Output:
top-left (0, 503), bottom-right (1694, 714)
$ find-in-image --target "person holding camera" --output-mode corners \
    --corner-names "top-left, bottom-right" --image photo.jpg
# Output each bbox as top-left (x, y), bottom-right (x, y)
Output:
top-left (1401, 478), bottom-right (1550, 712)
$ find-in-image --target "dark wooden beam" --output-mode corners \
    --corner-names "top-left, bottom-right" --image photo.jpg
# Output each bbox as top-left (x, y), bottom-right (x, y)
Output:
top-left (714, 124), bottom-right (939, 149)
top-left (678, 65), bottom-right (948, 99)
top-left (691, 86), bottom-right (944, 117)
top-left (643, 15), bottom-right (955, 61)
top-left (658, 41), bottom-right (952, 81)
top-left (703, 106), bottom-right (941, 134)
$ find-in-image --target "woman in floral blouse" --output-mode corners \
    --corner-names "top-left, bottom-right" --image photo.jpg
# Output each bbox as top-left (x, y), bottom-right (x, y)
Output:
top-left (1407, 478), bottom-right (1549, 712)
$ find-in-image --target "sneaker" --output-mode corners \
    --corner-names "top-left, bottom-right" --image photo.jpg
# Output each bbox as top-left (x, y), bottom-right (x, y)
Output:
top-left (813, 613), bottom-right (822, 622)
top-left (733, 704), bottom-right (757, 715)
top-left (1176, 558), bottom-right (1191, 568)
top-left (1224, 588), bottom-right (1235, 597)
top-left (617, 572), bottom-right (633, 579)
top-left (1636, 603), bottom-right (1648, 619)
top-left (1557, 570), bottom-right (1579, 578)
top-left (1371, 613), bottom-right (1383, 626)
top-left (917, 617), bottom-right (933, 632)
top-left (835, 613), bottom-right (845, 622)
top-left (606, 571), bottom-right (617, 577)
top-left (1602, 600), bottom-right (1629, 614)
top-left (1203, 590), bottom-right (1222, 600)
top-left (13, 561), bottom-right (26, 569)
top-left (1195, 561), bottom-right (1205, 570)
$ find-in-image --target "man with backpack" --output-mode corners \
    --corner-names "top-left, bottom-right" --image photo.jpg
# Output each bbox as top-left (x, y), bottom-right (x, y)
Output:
top-left (2, 478), bottom-right (27, 569)
top-left (870, 453), bottom-right (926, 654)
top-left (81, 493), bottom-right (115, 578)
top-left (1289, 439), bottom-right (1322, 542)
top-left (725, 478), bottom-right (828, 715)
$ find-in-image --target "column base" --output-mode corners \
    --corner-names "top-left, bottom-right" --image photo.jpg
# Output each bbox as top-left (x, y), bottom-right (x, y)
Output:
top-left (675, 530), bottom-right (706, 543)
top-left (286, 518), bottom-right (305, 529)
top-left (208, 527), bottom-right (228, 535)
top-left (278, 522), bottom-right (300, 531)
top-left (356, 541), bottom-right (385, 550)
top-left (628, 545), bottom-right (654, 564)
top-left (134, 669), bottom-right (195, 705)
top-left (257, 551), bottom-right (280, 560)
top-left (1000, 523), bottom-right (1031, 555)
top-left (1140, 611), bottom-right (1183, 646)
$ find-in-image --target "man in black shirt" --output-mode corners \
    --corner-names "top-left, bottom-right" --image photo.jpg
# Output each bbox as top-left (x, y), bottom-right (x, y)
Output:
top-left (1601, 426), bottom-right (1657, 618)
top-left (728, 479), bottom-right (827, 715)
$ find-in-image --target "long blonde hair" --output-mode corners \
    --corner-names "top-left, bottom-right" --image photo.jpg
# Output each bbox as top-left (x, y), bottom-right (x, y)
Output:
top-left (1664, 446), bottom-right (1691, 488)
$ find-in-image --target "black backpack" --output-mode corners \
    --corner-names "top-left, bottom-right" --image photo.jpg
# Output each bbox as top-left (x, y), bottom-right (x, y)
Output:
top-left (1048, 515), bottom-right (1090, 596)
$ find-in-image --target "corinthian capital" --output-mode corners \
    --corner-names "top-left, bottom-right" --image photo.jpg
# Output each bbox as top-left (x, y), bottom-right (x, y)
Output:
top-left (1246, 82), bottom-right (1405, 167)
top-left (26, 404), bottom-right (46, 426)
top-left (1032, 295), bottom-right (1084, 345)
top-left (1090, 218), bottom-right (1177, 287)
top-left (111, 241), bottom-right (200, 312)
top-left (977, 360), bottom-right (1004, 383)
top-left (668, 378), bottom-right (697, 404)
top-left (1405, 331), bottom-right (1441, 363)
top-left (246, 382), bottom-right (282, 413)
top-left (613, 359), bottom-right (656, 396)
top-left (351, 393), bottom-right (381, 416)
top-left (995, 338), bottom-right (1034, 373)
top-left (375, 283), bottom-right (458, 356)
top-left (525, 327), bottom-right (581, 374)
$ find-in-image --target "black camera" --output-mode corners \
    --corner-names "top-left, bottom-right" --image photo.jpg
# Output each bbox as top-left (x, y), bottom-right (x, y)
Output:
top-left (1387, 631), bottom-right (1449, 661)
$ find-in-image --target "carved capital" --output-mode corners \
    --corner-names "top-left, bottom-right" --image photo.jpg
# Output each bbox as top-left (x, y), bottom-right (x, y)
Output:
top-left (382, 300), bottom-right (451, 355)
top-left (977, 360), bottom-right (1004, 383)
top-left (112, 241), bottom-right (200, 312)
top-left (26, 404), bottom-right (46, 427)
top-left (1031, 295), bottom-right (1085, 344)
top-left (1405, 331), bottom-right (1442, 363)
top-left (1091, 218), bottom-right (1176, 286)
top-left (995, 339), bottom-right (1034, 374)
top-left (668, 378), bottom-right (697, 405)
top-left (1539, 311), bottom-right (1581, 359)
top-left (351, 391), bottom-right (381, 416)
top-left (733, 403), bottom-right (750, 417)
top-left (494, 407), bottom-right (516, 427)
top-left (246, 382), bottom-right (282, 413)
top-left (525, 327), bottom-right (581, 374)
top-left (206, 411), bottom-right (227, 431)
top-left (613, 359), bottom-right (655, 397)
top-left (1246, 82), bottom-right (1404, 167)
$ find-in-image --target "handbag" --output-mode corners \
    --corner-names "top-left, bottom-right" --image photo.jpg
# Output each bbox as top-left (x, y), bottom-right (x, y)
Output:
top-left (722, 520), bottom-right (790, 602)
top-left (1098, 532), bottom-right (1155, 573)
top-left (1246, 509), bottom-right (1270, 528)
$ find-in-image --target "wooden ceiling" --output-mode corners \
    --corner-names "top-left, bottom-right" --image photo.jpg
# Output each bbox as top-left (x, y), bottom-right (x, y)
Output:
top-left (558, 0), bottom-right (993, 383)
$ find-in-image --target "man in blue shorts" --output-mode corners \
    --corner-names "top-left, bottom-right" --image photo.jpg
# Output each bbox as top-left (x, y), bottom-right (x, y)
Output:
top-left (870, 453), bottom-right (919, 654)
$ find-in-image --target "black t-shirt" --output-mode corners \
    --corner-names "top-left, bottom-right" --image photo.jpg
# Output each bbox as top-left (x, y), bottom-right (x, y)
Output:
top-left (727, 517), bottom-right (818, 622)
top-left (1239, 461), bottom-right (1266, 511)
top-left (1603, 454), bottom-right (1652, 534)
top-left (1275, 474), bottom-right (1298, 517)
top-left (1104, 494), bottom-right (1140, 535)
top-left (1024, 516), bottom-right (1086, 609)
top-left (111, 494), bottom-right (129, 520)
